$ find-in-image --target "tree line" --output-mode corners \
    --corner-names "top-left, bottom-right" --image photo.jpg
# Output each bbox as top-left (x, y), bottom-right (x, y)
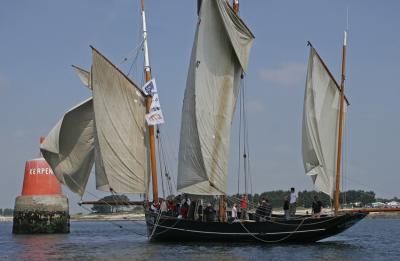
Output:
top-left (0, 208), bottom-right (14, 216)
top-left (91, 194), bottom-right (141, 214)
top-left (228, 190), bottom-right (376, 209)
top-left (89, 190), bottom-right (390, 213)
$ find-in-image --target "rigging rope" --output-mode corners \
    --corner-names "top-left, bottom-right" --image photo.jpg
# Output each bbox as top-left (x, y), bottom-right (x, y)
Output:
top-left (156, 127), bottom-right (166, 199)
top-left (237, 81), bottom-right (242, 195)
top-left (236, 73), bottom-right (253, 199)
top-left (238, 216), bottom-right (308, 243)
top-left (159, 127), bottom-right (177, 196)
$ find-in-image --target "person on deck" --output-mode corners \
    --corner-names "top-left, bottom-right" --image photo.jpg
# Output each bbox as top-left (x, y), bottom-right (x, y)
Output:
top-left (289, 187), bottom-right (297, 217)
top-left (312, 195), bottom-right (323, 218)
top-left (188, 200), bottom-right (196, 220)
top-left (240, 195), bottom-right (248, 220)
top-left (175, 195), bottom-right (181, 217)
top-left (160, 199), bottom-right (167, 214)
top-left (197, 202), bottom-right (203, 221)
top-left (180, 201), bottom-right (189, 219)
top-left (150, 201), bottom-right (160, 212)
top-left (257, 200), bottom-right (267, 221)
top-left (283, 196), bottom-right (290, 219)
top-left (255, 202), bottom-right (263, 222)
top-left (167, 199), bottom-right (175, 216)
top-left (204, 203), bottom-right (216, 222)
top-left (264, 199), bottom-right (272, 219)
top-left (231, 203), bottom-right (238, 222)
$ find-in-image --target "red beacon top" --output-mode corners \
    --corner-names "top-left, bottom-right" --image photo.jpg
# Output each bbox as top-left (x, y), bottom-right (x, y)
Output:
top-left (21, 137), bottom-right (62, 196)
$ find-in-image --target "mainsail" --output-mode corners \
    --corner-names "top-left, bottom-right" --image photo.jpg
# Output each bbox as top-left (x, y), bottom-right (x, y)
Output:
top-left (41, 48), bottom-right (149, 195)
top-left (302, 47), bottom-right (348, 198)
top-left (177, 0), bottom-right (254, 195)
top-left (91, 48), bottom-right (149, 194)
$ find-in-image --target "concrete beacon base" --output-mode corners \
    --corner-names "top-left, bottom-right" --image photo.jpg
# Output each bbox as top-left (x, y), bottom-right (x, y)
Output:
top-left (13, 195), bottom-right (70, 234)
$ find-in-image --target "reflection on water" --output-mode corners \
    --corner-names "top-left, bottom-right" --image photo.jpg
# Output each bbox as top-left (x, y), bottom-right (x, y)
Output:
top-left (14, 234), bottom-right (66, 260)
top-left (1, 219), bottom-right (400, 260)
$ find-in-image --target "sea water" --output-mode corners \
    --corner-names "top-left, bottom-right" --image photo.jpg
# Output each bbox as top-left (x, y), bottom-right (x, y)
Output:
top-left (1, 218), bottom-right (399, 260)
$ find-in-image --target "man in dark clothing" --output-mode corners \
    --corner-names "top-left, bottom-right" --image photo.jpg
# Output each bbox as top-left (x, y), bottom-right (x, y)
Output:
top-left (255, 203), bottom-right (263, 222)
top-left (204, 203), bottom-right (216, 222)
top-left (256, 200), bottom-right (270, 221)
top-left (264, 199), bottom-right (272, 219)
top-left (167, 199), bottom-right (175, 216)
top-left (197, 203), bottom-right (203, 221)
top-left (180, 202), bottom-right (189, 219)
top-left (312, 195), bottom-right (323, 218)
top-left (283, 196), bottom-right (290, 219)
top-left (188, 200), bottom-right (196, 220)
top-left (175, 195), bottom-right (182, 217)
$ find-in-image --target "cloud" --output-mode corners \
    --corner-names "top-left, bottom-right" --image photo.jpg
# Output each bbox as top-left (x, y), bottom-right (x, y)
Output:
top-left (259, 63), bottom-right (306, 87)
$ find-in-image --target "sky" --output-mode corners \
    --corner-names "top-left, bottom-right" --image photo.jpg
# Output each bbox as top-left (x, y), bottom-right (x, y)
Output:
top-left (1, 0), bottom-right (399, 213)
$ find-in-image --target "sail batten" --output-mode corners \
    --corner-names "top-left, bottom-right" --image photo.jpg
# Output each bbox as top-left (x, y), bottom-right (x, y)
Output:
top-left (177, 0), bottom-right (254, 195)
top-left (302, 47), bottom-right (347, 198)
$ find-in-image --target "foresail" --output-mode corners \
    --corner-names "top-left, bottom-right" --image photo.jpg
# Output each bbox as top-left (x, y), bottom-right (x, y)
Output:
top-left (302, 47), bottom-right (347, 198)
top-left (177, 0), bottom-right (254, 195)
top-left (91, 48), bottom-right (149, 194)
top-left (40, 98), bottom-right (95, 196)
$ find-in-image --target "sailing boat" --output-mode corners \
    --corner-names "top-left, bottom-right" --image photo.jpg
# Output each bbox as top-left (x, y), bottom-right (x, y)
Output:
top-left (144, 1), bottom-right (366, 242)
top-left (40, 0), bottom-right (367, 243)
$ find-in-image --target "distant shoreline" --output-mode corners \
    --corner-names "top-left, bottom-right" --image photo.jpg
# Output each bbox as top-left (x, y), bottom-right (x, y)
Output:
top-left (2, 211), bottom-right (400, 223)
top-left (70, 213), bottom-right (145, 221)
top-left (0, 216), bottom-right (12, 222)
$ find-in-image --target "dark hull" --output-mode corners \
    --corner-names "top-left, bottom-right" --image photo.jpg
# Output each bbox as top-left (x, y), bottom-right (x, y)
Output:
top-left (145, 211), bottom-right (367, 243)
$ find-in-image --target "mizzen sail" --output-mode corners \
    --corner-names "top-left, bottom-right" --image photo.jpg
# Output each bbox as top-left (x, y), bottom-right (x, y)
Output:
top-left (177, 0), bottom-right (254, 195)
top-left (302, 47), bottom-right (347, 198)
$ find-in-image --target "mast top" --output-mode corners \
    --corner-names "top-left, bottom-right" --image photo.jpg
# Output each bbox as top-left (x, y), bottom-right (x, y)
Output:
top-left (233, 0), bottom-right (239, 14)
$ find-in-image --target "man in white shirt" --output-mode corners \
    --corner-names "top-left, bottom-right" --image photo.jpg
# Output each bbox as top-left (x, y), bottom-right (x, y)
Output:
top-left (289, 187), bottom-right (297, 217)
top-left (231, 203), bottom-right (238, 222)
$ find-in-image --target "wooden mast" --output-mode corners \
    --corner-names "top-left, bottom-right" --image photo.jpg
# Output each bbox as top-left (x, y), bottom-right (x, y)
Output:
top-left (141, 0), bottom-right (158, 204)
top-left (334, 31), bottom-right (347, 214)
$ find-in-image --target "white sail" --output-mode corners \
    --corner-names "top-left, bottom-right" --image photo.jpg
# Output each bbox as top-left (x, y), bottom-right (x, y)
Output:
top-left (302, 47), bottom-right (347, 198)
top-left (177, 0), bottom-right (254, 195)
top-left (41, 98), bottom-right (95, 196)
top-left (91, 48), bottom-right (149, 194)
top-left (42, 48), bottom-right (150, 195)
top-left (72, 65), bottom-right (91, 89)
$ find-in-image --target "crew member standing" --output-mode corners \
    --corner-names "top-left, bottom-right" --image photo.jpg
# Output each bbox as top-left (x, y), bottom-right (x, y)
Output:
top-left (312, 195), bottom-right (323, 218)
top-left (240, 195), bottom-right (248, 220)
top-left (283, 196), bottom-right (290, 219)
top-left (289, 187), bottom-right (297, 217)
top-left (231, 203), bottom-right (238, 222)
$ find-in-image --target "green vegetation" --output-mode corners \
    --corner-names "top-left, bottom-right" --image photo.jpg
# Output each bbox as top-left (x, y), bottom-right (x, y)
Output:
top-left (91, 194), bottom-right (130, 214)
top-left (0, 208), bottom-right (14, 216)
top-left (227, 190), bottom-right (377, 209)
